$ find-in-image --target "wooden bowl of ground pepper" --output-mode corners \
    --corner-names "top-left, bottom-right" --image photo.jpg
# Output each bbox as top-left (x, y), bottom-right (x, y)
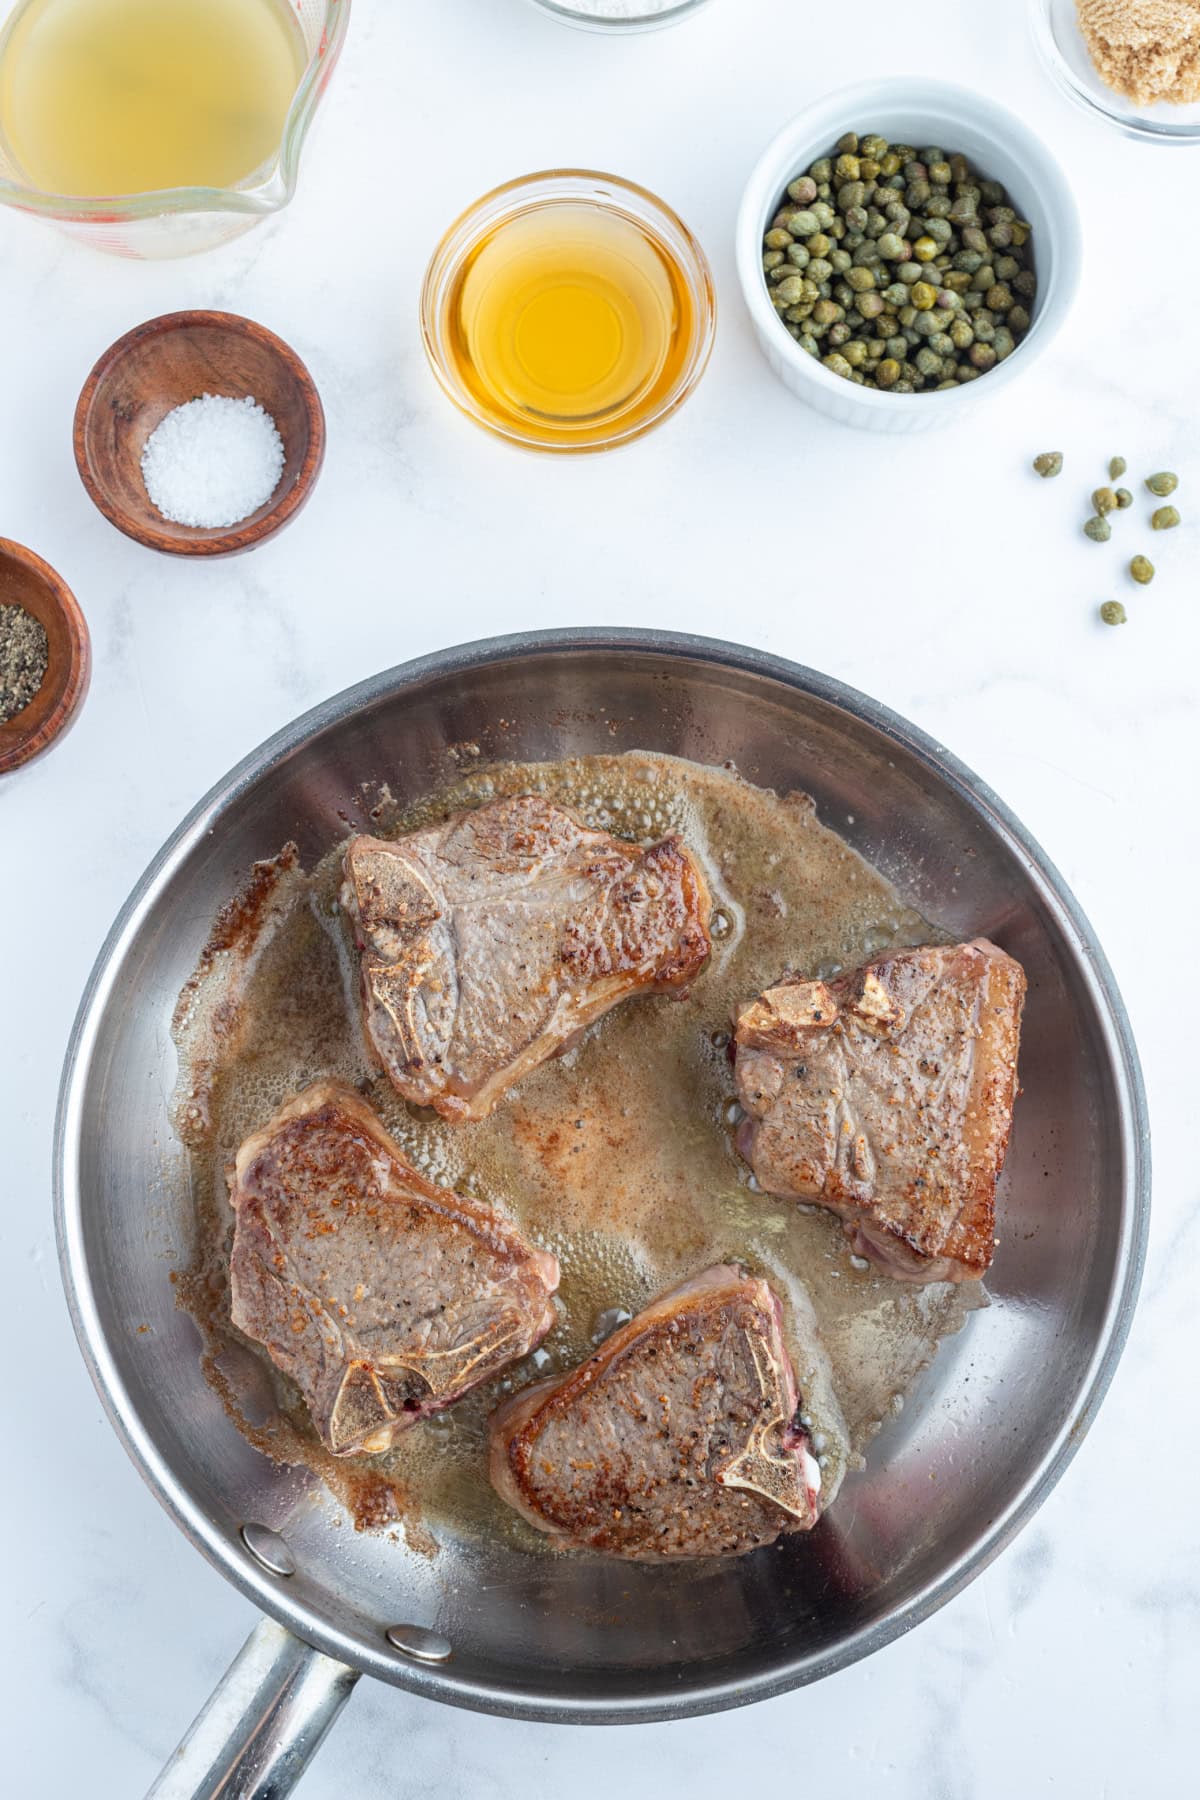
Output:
top-left (0, 539), bottom-right (90, 776)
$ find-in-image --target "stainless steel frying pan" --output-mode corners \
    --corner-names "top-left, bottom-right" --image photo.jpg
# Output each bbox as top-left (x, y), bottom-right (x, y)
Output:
top-left (54, 631), bottom-right (1149, 1798)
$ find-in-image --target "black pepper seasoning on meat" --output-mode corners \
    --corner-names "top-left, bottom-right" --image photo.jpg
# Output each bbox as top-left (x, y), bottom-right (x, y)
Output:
top-left (0, 602), bottom-right (49, 725)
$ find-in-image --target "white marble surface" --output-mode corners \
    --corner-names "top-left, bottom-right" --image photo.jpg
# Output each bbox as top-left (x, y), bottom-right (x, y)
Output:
top-left (2, 1), bottom-right (1197, 1793)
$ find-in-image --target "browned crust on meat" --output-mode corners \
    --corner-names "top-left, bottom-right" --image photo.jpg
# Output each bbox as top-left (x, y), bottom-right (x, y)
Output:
top-left (229, 1081), bottom-right (560, 1455)
top-left (734, 940), bottom-right (1026, 1283)
top-left (341, 796), bottom-right (713, 1122)
top-left (488, 1266), bottom-right (821, 1560)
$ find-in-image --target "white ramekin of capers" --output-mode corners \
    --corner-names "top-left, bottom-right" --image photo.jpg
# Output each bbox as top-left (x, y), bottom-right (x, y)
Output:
top-left (736, 79), bottom-right (1082, 434)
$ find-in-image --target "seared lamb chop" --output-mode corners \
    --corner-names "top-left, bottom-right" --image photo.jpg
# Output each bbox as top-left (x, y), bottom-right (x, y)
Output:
top-left (341, 795), bottom-right (712, 1122)
top-left (734, 939), bottom-right (1025, 1284)
top-left (489, 1265), bottom-right (840, 1560)
top-left (229, 1081), bottom-right (559, 1455)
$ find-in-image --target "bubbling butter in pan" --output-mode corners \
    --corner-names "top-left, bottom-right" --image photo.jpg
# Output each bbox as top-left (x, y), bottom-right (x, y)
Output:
top-left (172, 753), bottom-right (981, 1550)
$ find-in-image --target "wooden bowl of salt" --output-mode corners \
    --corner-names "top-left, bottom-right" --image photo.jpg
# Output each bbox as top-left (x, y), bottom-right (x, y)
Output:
top-left (73, 311), bottom-right (326, 558)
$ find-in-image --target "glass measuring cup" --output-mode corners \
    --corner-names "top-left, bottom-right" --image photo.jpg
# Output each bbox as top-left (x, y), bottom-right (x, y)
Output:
top-left (0, 0), bottom-right (350, 258)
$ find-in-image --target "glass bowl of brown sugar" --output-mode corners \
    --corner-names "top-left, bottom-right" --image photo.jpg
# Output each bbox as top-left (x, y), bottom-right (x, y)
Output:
top-left (1031, 0), bottom-right (1200, 143)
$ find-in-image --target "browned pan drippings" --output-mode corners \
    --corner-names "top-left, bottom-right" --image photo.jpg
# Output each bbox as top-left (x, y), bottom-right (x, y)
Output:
top-left (172, 753), bottom-right (982, 1551)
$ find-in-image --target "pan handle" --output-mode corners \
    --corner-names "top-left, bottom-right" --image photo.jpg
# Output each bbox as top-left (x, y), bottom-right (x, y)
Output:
top-left (146, 1617), bottom-right (360, 1800)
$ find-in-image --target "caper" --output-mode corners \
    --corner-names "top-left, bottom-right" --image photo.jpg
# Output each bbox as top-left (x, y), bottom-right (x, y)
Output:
top-left (1099, 602), bottom-right (1127, 626)
top-left (762, 133), bottom-right (1035, 390)
top-left (1109, 456), bottom-right (1127, 480)
top-left (1152, 505), bottom-right (1181, 530)
top-left (1084, 516), bottom-right (1112, 543)
top-left (1130, 556), bottom-right (1155, 585)
top-left (1146, 471), bottom-right (1178, 497)
top-left (1033, 452), bottom-right (1064, 479)
top-left (1115, 488), bottom-right (1133, 509)
top-left (1092, 488), bottom-right (1118, 516)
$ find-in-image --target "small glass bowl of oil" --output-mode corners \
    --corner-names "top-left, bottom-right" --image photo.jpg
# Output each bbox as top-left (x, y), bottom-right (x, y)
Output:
top-left (0, 0), bottom-right (351, 258)
top-left (421, 170), bottom-right (716, 455)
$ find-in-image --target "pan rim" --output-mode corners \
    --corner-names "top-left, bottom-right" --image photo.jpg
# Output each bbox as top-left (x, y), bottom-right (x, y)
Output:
top-left (53, 627), bottom-right (1150, 1723)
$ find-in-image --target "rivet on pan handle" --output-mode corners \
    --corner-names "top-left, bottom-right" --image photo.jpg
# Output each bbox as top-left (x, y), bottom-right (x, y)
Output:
top-left (386, 1623), bottom-right (454, 1663)
top-left (240, 1522), bottom-right (298, 1578)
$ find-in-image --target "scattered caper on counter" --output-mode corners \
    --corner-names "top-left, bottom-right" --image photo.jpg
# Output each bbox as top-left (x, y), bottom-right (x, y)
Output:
top-left (1115, 488), bottom-right (1133, 509)
top-left (1092, 487), bottom-right (1118, 516)
top-left (1130, 556), bottom-right (1155, 585)
top-left (1034, 452), bottom-right (1063, 478)
top-left (1109, 456), bottom-right (1127, 480)
top-left (1100, 601), bottom-right (1127, 626)
top-left (1152, 505), bottom-right (1181, 530)
top-left (1084, 516), bottom-right (1112, 542)
top-left (1146, 472), bottom-right (1178, 497)
top-left (762, 132), bottom-right (1036, 392)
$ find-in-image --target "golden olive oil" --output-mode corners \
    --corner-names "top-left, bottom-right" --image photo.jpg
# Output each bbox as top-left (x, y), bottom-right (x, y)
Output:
top-left (0, 0), bottom-right (306, 196)
top-left (446, 204), bottom-right (697, 447)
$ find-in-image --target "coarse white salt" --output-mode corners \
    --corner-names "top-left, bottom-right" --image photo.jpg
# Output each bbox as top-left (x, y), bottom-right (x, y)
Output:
top-left (141, 393), bottom-right (286, 530)
top-left (553, 1), bottom-right (681, 15)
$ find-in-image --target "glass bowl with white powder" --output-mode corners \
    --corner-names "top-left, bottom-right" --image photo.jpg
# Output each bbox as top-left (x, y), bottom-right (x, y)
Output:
top-left (527, 0), bottom-right (716, 32)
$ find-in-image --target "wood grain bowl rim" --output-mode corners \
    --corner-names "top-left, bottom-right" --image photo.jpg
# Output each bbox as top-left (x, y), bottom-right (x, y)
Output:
top-left (72, 310), bottom-right (327, 559)
top-left (0, 537), bottom-right (91, 776)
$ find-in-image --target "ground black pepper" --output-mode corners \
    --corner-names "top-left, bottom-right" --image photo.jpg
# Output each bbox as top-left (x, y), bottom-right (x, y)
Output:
top-left (0, 602), bottom-right (49, 725)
